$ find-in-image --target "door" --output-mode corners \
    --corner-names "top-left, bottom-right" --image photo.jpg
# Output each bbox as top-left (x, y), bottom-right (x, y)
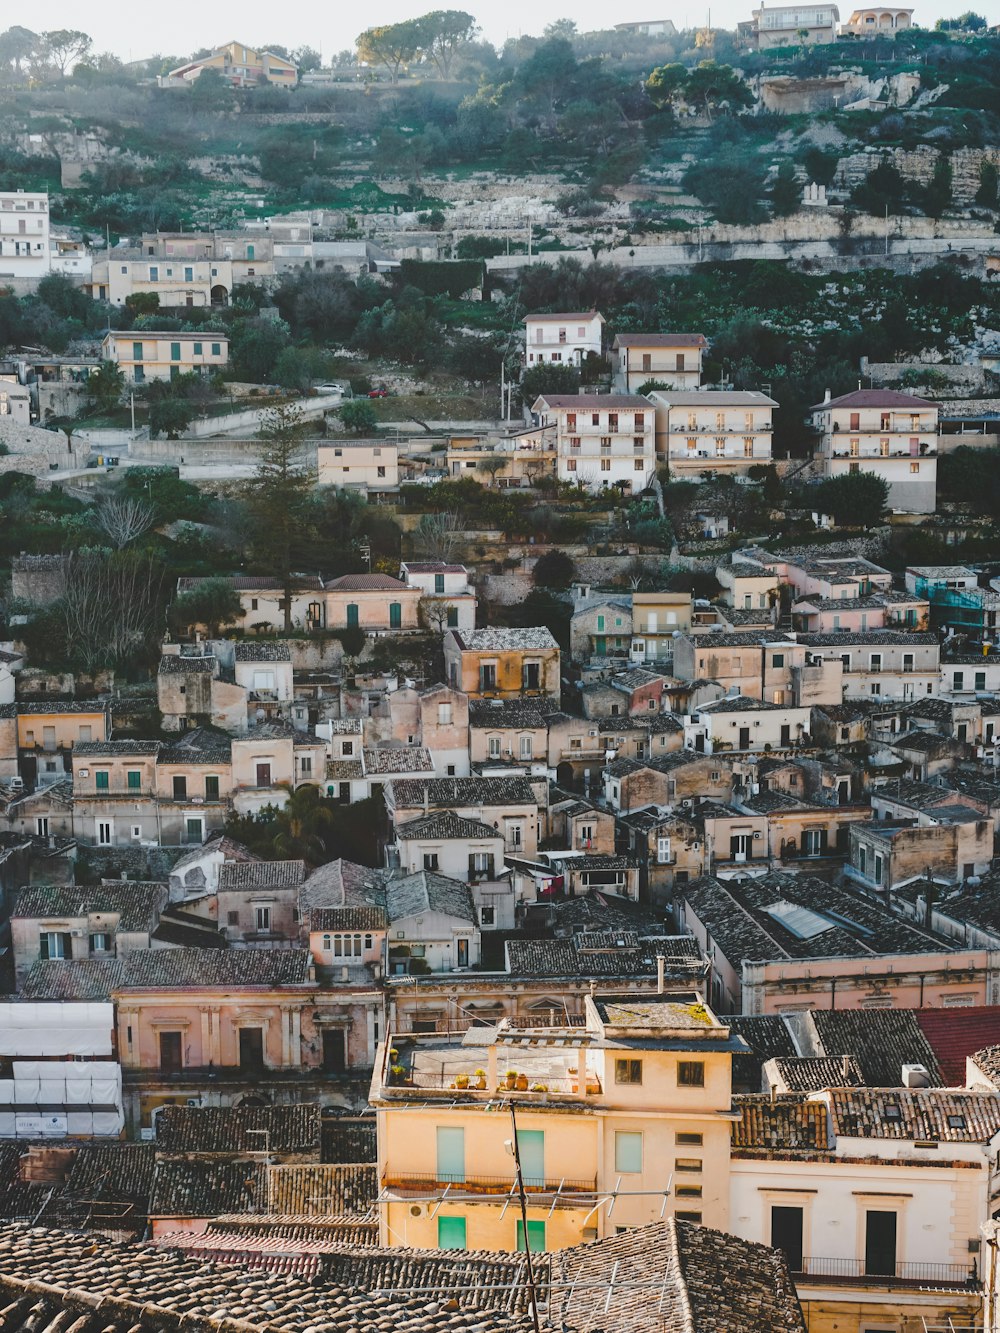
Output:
top-left (159, 1031), bottom-right (183, 1073)
top-left (517, 1129), bottom-right (545, 1187)
top-left (256, 763), bottom-right (271, 788)
top-left (322, 1029), bottom-right (346, 1073)
top-left (457, 939), bottom-right (469, 967)
top-left (771, 1206), bottom-right (803, 1272)
top-left (738, 727), bottom-right (750, 749)
top-left (780, 724), bottom-right (791, 746)
top-left (730, 834), bottom-right (751, 863)
top-left (436, 1126), bottom-right (465, 1183)
top-left (185, 817), bottom-right (203, 845)
top-left (346, 603), bottom-right (359, 627)
top-left (594, 636), bottom-right (606, 655)
top-left (389, 602), bottom-right (402, 629)
top-left (239, 1027), bottom-right (264, 1071)
top-left (865, 1211), bottom-right (896, 1276)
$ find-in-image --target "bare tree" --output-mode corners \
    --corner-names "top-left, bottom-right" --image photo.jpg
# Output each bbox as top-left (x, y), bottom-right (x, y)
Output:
top-left (95, 496), bottom-right (156, 549)
top-left (476, 455), bottom-right (507, 488)
top-left (419, 597), bottom-right (452, 635)
top-left (414, 511), bottom-right (462, 563)
top-left (60, 549), bottom-right (168, 673)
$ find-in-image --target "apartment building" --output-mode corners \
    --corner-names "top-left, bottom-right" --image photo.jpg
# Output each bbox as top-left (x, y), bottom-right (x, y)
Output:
top-left (523, 311), bottom-right (604, 366)
top-left (841, 5), bottom-right (913, 33)
top-left (610, 333), bottom-right (706, 393)
top-left (91, 238), bottom-right (270, 308)
top-left (445, 627), bottom-right (561, 701)
top-left (812, 388), bottom-right (939, 514)
top-left (373, 993), bottom-right (741, 1249)
top-left (102, 331), bottom-right (229, 383)
top-left (686, 696), bottom-right (813, 754)
top-left (531, 393), bottom-right (656, 494)
top-left (649, 390), bottom-right (776, 478)
top-left (797, 631), bottom-right (941, 701)
top-left (0, 190), bottom-right (50, 283)
top-left (317, 441), bottom-right (399, 493)
top-left (748, 2), bottom-right (840, 48)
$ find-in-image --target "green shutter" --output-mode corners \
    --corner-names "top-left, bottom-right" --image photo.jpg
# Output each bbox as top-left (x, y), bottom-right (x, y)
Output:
top-left (205, 775), bottom-right (220, 800)
top-left (346, 604), bottom-right (359, 627)
top-left (615, 1131), bottom-right (643, 1173)
top-left (95, 771), bottom-right (109, 791)
top-left (212, 342), bottom-right (221, 356)
top-left (516, 1219), bottom-right (546, 1252)
top-left (132, 342), bottom-right (143, 361)
top-left (171, 342), bottom-right (181, 361)
top-left (127, 770), bottom-right (141, 790)
top-left (516, 1130), bottom-right (545, 1187)
top-left (436, 1127), bottom-right (465, 1182)
top-left (389, 602), bottom-right (402, 629)
top-left (437, 1216), bottom-right (466, 1249)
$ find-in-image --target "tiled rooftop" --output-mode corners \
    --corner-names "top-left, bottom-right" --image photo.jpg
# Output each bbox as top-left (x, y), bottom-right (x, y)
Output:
top-left (218, 860), bottom-right (306, 891)
top-left (362, 746), bottom-right (435, 775)
top-left (155, 1104), bottom-right (322, 1156)
top-left (22, 948), bottom-right (314, 999)
top-left (391, 775), bottom-right (537, 807)
top-left (396, 811), bottom-right (500, 841)
top-left (828, 1088), bottom-right (1000, 1141)
top-left (810, 1008), bottom-right (944, 1088)
top-left (386, 870), bottom-right (477, 924)
top-left (234, 641), bottom-right (292, 662)
top-left (732, 1094), bottom-right (830, 1152)
top-left (11, 881), bottom-right (166, 931)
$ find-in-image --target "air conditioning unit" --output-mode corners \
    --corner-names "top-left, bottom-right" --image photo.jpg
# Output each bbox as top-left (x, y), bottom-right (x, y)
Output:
top-left (753, 831), bottom-right (762, 839)
top-left (79, 768), bottom-right (89, 778)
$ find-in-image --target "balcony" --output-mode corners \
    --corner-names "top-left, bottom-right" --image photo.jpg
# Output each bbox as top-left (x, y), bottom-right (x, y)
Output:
top-left (382, 1170), bottom-right (597, 1196)
top-left (792, 1257), bottom-right (979, 1289)
top-left (76, 785), bottom-right (156, 798)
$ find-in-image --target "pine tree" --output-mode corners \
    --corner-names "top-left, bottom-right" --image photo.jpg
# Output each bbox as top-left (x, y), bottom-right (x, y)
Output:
top-left (246, 403), bottom-right (312, 633)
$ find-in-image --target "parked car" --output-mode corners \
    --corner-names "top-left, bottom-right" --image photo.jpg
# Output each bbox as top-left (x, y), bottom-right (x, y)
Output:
top-left (368, 387), bottom-right (389, 398)
top-left (314, 383), bottom-right (346, 397)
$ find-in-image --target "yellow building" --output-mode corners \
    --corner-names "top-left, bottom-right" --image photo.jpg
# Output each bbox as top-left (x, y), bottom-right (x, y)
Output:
top-left (163, 41), bottom-right (297, 89)
top-left (372, 992), bottom-right (741, 1252)
top-left (444, 627), bottom-right (561, 701)
top-left (102, 331), bottom-right (229, 384)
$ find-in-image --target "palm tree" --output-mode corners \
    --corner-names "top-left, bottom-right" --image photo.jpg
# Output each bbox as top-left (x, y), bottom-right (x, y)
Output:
top-left (271, 783), bottom-right (336, 863)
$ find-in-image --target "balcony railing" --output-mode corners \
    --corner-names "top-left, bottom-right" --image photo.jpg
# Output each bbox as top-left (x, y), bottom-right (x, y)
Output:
top-left (382, 1171), bottom-right (597, 1195)
top-left (793, 1257), bottom-right (978, 1288)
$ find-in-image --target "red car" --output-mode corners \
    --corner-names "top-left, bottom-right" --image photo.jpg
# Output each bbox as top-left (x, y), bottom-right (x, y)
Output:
top-left (368, 388), bottom-right (389, 398)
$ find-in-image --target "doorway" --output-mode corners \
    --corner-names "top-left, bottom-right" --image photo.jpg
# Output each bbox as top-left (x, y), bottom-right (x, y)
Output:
top-left (239, 1027), bottom-right (264, 1071)
top-left (159, 1031), bottom-right (183, 1072)
top-left (771, 1206), bottom-right (803, 1272)
top-left (322, 1029), bottom-right (346, 1073)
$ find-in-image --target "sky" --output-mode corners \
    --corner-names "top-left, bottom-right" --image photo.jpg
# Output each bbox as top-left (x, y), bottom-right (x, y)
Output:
top-left (26, 0), bottom-right (1000, 64)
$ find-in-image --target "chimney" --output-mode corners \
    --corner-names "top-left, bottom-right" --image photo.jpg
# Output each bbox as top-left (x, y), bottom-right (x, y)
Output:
top-left (823, 388), bottom-right (831, 405)
top-left (422, 784), bottom-right (429, 814)
top-left (842, 1053), bottom-right (851, 1083)
top-left (656, 954), bottom-right (666, 994)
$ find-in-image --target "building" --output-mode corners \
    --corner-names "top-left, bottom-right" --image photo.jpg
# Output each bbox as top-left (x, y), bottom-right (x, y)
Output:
top-left (445, 628), bottom-right (561, 701)
top-left (531, 394), bottom-right (656, 495)
top-left (388, 775), bottom-right (543, 860)
top-left (0, 190), bottom-right (50, 284)
top-left (523, 311), bottom-right (604, 367)
top-left (609, 333), bottom-right (706, 393)
top-left (847, 799), bottom-right (992, 893)
top-left (317, 441), bottom-right (399, 493)
top-left (325, 574), bottom-right (421, 634)
top-left (162, 41), bottom-right (298, 88)
top-left (812, 389), bottom-right (939, 514)
top-left (678, 871), bottom-right (1000, 1014)
top-left (686, 695), bottom-right (813, 754)
top-left (748, 3), bottom-right (840, 48)
top-left (0, 382), bottom-right (31, 424)
top-left (613, 18), bottom-right (679, 34)
top-left (673, 631), bottom-right (803, 702)
top-left (373, 993), bottom-right (744, 1248)
top-left (469, 699), bottom-right (553, 772)
top-left (649, 390), bottom-right (776, 478)
top-left (101, 332), bottom-right (229, 384)
top-left (175, 576), bottom-right (326, 635)
top-left (399, 562), bottom-right (476, 635)
top-left (797, 630), bottom-right (941, 701)
top-left (570, 594), bottom-right (634, 664)
top-left (841, 5), bottom-right (913, 33)
top-left (631, 593), bottom-right (694, 664)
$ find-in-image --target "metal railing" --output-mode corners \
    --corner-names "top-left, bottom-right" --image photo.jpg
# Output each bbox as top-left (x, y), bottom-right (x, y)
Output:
top-left (794, 1257), bottom-right (978, 1287)
top-left (382, 1170), bottom-right (597, 1194)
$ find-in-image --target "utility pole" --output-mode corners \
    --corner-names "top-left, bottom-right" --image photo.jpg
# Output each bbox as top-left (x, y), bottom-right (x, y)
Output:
top-left (509, 1102), bottom-right (542, 1333)
top-left (884, 204), bottom-right (889, 258)
top-left (130, 392), bottom-right (135, 437)
top-left (500, 358), bottom-right (506, 421)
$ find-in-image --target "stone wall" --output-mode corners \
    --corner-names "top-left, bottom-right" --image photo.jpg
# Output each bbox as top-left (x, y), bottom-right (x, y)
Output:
top-left (836, 146), bottom-right (1000, 204)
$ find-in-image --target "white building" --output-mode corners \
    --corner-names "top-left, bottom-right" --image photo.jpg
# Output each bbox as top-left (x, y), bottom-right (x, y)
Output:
top-left (750, 3), bottom-right (840, 47)
top-left (812, 388), bottom-right (938, 514)
top-left (649, 390), bottom-right (777, 478)
top-left (841, 5), bottom-right (913, 34)
top-left (523, 311), bottom-right (604, 368)
top-left (610, 333), bottom-right (706, 393)
top-left (0, 191), bottom-right (50, 284)
top-left (102, 331), bottom-right (229, 384)
top-left (686, 695), bottom-right (812, 752)
top-left (798, 631), bottom-right (941, 701)
top-left (399, 562), bottom-right (476, 634)
top-left (0, 382), bottom-right (31, 424)
top-left (531, 392), bottom-right (656, 494)
top-left (317, 441), bottom-right (399, 493)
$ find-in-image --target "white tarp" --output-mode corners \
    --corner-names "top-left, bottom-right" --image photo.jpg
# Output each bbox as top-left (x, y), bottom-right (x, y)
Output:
top-left (0, 1061), bottom-right (125, 1135)
top-left (0, 1003), bottom-right (114, 1057)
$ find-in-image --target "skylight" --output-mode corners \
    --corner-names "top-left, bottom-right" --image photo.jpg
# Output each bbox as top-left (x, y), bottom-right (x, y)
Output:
top-left (763, 900), bottom-right (834, 941)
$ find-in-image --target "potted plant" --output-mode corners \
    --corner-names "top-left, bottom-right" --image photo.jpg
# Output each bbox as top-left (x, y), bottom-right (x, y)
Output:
top-left (504, 1069), bottom-right (518, 1090)
top-left (474, 1068), bottom-right (487, 1089)
top-left (531, 1083), bottom-right (548, 1093)
top-left (456, 1073), bottom-right (470, 1090)
top-left (515, 1073), bottom-right (529, 1091)
top-left (389, 1064), bottom-right (406, 1086)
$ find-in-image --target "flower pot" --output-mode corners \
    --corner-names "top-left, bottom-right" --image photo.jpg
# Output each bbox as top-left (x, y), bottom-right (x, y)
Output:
top-left (515, 1074), bottom-right (529, 1091)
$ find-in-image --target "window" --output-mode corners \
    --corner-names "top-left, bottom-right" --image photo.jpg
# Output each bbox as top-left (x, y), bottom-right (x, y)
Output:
top-left (170, 342), bottom-right (181, 362)
top-left (675, 1132), bottom-right (703, 1146)
top-left (300, 756), bottom-right (313, 776)
top-left (90, 932), bottom-right (111, 953)
top-left (516, 1220), bottom-right (546, 1253)
top-left (634, 412), bottom-right (645, 429)
top-left (97, 821), bottom-right (113, 845)
top-left (148, 266), bottom-right (158, 281)
top-left (253, 905), bottom-right (271, 932)
top-left (228, 911), bottom-right (240, 927)
top-left (132, 341), bottom-right (143, 361)
top-left (159, 1031), bottom-right (183, 1072)
top-left (205, 775), bottom-right (220, 800)
top-left (95, 770), bottom-right (109, 791)
top-left (447, 607), bottom-right (458, 628)
top-left (657, 836), bottom-right (671, 864)
top-left (481, 905), bottom-right (495, 926)
top-left (40, 931), bottom-right (71, 960)
top-left (173, 774), bottom-right (187, 800)
top-left (342, 741), bottom-right (354, 756)
top-left (615, 1131), bottom-right (643, 1174)
top-left (212, 342), bottom-right (221, 357)
top-left (488, 736), bottom-right (501, 759)
top-left (566, 458), bottom-right (577, 472)
top-left (481, 664), bottom-right (497, 691)
top-left (634, 458), bottom-right (644, 471)
top-left (566, 412), bottom-right (577, 430)
top-left (35, 817), bottom-right (48, 837)
top-left (615, 1058), bottom-right (642, 1084)
top-left (438, 702), bottom-right (452, 725)
top-left (437, 1126), bottom-right (465, 1182)
top-left (193, 342), bottom-right (202, 355)
top-left (910, 461), bottom-right (920, 474)
top-left (771, 1206), bottom-right (804, 1272)
top-left (127, 770), bottom-right (141, 790)
top-left (676, 1185), bottom-right (702, 1198)
top-left (675, 1158), bottom-right (702, 1173)
top-left (676, 1211), bottom-right (703, 1223)
top-left (865, 1211), bottom-right (897, 1278)
top-left (184, 267), bottom-right (193, 283)
top-left (520, 735), bottom-right (533, 760)
top-left (423, 852), bottom-right (439, 870)
top-left (438, 1216), bottom-right (466, 1249)
top-left (678, 1061), bottom-right (705, 1087)
top-left (608, 413), bottom-right (618, 431)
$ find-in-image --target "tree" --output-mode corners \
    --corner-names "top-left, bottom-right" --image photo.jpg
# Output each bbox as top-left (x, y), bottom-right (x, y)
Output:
top-left (532, 548), bottom-right (576, 590)
top-left (124, 291), bottom-right (160, 316)
top-left (685, 149), bottom-right (767, 224)
top-left (803, 146), bottom-right (839, 187)
top-left (292, 44), bottom-right (323, 73)
top-left (417, 10), bottom-right (478, 78)
top-left (476, 455), bottom-right (507, 487)
top-left (771, 161), bottom-right (802, 216)
top-left (95, 496), bottom-right (155, 548)
top-left (521, 362), bottom-right (581, 403)
top-left (246, 404), bottom-right (312, 632)
top-left (356, 20), bottom-right (423, 81)
top-left (815, 471), bottom-right (889, 527)
top-left (852, 160), bottom-right (908, 215)
top-left (224, 793), bottom-right (383, 866)
top-left (42, 29), bottom-right (92, 76)
top-left (935, 11), bottom-right (986, 28)
top-left (149, 397), bottom-right (194, 440)
top-left (57, 548), bottom-right (168, 674)
top-left (170, 577), bottom-right (244, 637)
top-left (0, 27), bottom-right (38, 74)
top-left (683, 62), bottom-right (754, 119)
top-left (923, 154), bottom-right (953, 219)
top-left (975, 161), bottom-right (998, 208)
top-left (230, 316), bottom-right (291, 383)
top-left (415, 511), bottom-right (462, 562)
top-left (190, 66), bottom-right (232, 111)
top-left (645, 62), bottom-right (687, 110)
top-left (338, 399), bottom-right (378, 434)
top-left (85, 361), bottom-right (125, 414)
